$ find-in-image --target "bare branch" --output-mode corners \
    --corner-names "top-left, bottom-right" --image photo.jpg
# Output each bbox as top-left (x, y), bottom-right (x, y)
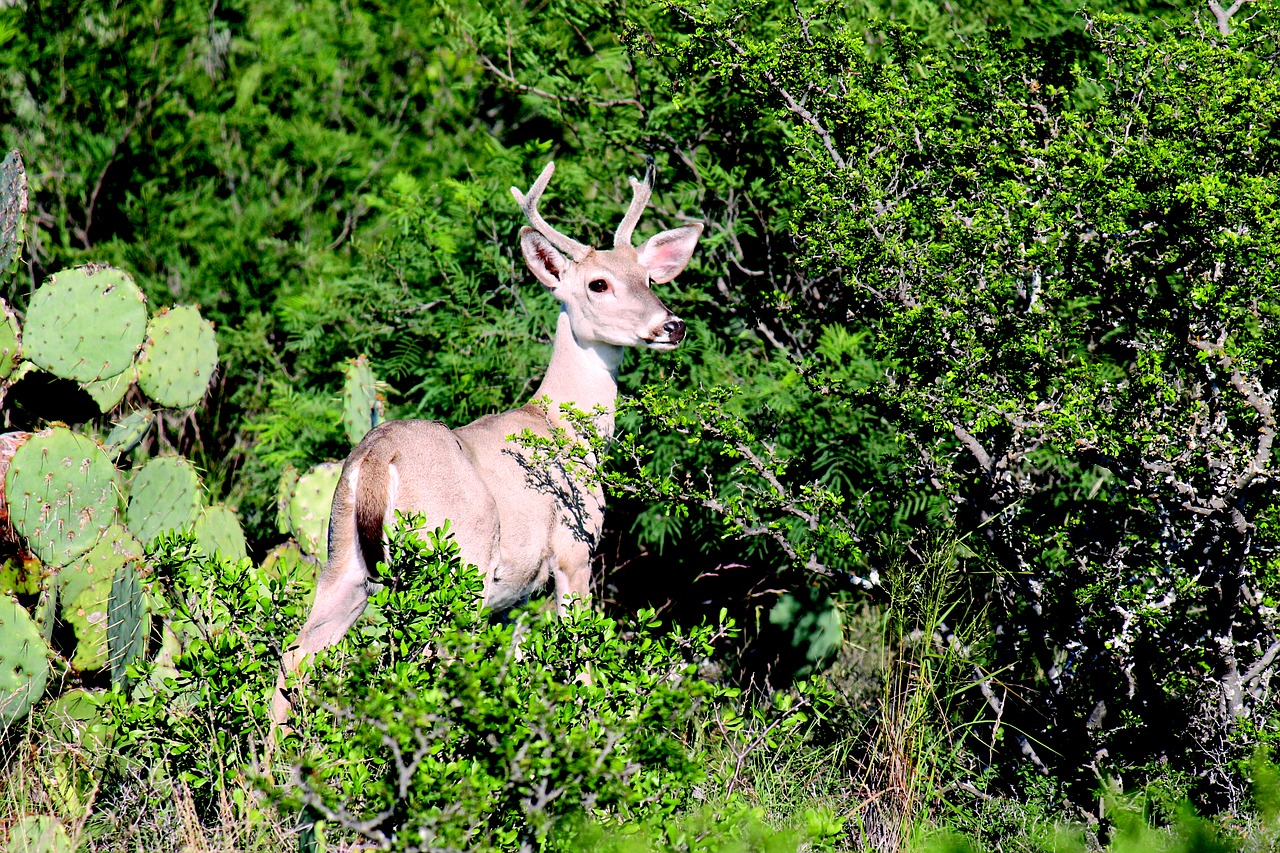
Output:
top-left (953, 424), bottom-right (994, 473)
top-left (1208, 0), bottom-right (1251, 35)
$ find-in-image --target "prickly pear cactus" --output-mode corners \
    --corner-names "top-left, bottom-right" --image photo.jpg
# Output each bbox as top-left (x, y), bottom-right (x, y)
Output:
top-left (0, 595), bottom-right (50, 726)
top-left (5, 427), bottom-right (118, 566)
top-left (58, 525), bottom-right (142, 675)
top-left (289, 461), bottom-right (343, 562)
top-left (343, 355), bottom-right (381, 444)
top-left (0, 299), bottom-right (19, 380)
top-left (83, 367), bottom-right (133, 413)
top-left (24, 265), bottom-right (148, 383)
top-left (40, 689), bottom-right (113, 818)
top-left (3, 815), bottom-right (74, 853)
top-left (104, 408), bottom-right (154, 458)
top-left (194, 504), bottom-right (247, 562)
top-left (0, 555), bottom-right (42, 596)
top-left (276, 463), bottom-right (299, 534)
top-left (63, 573), bottom-right (111, 671)
top-left (60, 524), bottom-right (143, 608)
top-left (136, 306), bottom-right (218, 408)
top-left (260, 542), bottom-right (314, 583)
top-left (126, 455), bottom-right (202, 545)
top-left (0, 149), bottom-right (27, 284)
top-left (107, 562), bottom-right (146, 688)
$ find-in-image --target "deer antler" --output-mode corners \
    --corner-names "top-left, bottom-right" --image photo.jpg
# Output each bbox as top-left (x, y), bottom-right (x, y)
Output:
top-left (614, 155), bottom-right (655, 249)
top-left (510, 162), bottom-right (593, 262)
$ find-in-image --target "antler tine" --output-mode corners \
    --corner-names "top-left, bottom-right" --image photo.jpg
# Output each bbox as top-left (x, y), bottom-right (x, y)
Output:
top-left (510, 161), bottom-right (593, 262)
top-left (613, 155), bottom-right (655, 249)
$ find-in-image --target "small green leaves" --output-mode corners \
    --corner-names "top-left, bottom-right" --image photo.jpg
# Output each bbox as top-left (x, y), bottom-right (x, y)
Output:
top-left (24, 266), bottom-right (148, 383)
top-left (126, 456), bottom-right (202, 545)
top-left (136, 306), bottom-right (219, 408)
top-left (5, 428), bottom-right (118, 567)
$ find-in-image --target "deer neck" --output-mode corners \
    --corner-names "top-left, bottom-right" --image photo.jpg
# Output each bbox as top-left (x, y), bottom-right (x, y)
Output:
top-left (532, 308), bottom-right (622, 440)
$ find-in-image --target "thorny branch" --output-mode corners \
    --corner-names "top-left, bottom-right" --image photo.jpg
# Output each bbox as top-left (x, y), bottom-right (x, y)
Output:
top-left (668, 6), bottom-right (847, 170)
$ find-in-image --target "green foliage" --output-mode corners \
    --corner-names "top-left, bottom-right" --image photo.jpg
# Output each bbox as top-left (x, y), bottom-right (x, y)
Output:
top-left (7, 0), bottom-right (1280, 846)
top-left (2, 815), bottom-right (74, 853)
top-left (283, 519), bottom-right (748, 850)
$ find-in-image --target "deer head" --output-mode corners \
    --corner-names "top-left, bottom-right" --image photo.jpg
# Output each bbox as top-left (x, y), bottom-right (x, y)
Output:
top-left (512, 161), bottom-right (702, 352)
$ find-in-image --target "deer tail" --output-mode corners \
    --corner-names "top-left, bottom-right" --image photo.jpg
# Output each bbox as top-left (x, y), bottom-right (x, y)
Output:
top-left (352, 446), bottom-right (395, 578)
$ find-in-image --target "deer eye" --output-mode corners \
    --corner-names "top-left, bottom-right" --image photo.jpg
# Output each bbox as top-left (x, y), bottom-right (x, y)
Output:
top-left (588, 279), bottom-right (610, 294)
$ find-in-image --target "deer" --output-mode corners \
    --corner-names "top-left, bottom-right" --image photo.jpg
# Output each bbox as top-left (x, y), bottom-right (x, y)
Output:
top-left (271, 160), bottom-right (703, 726)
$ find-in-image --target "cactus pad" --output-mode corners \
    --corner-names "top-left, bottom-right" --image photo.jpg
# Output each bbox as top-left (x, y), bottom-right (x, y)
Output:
top-left (126, 456), bottom-right (202, 545)
top-left (343, 355), bottom-right (381, 444)
top-left (104, 409), bottom-right (154, 459)
top-left (194, 504), bottom-right (247, 561)
top-left (276, 464), bottom-right (299, 534)
top-left (60, 524), bottom-right (143, 607)
top-left (0, 150), bottom-right (27, 283)
top-left (0, 299), bottom-right (19, 380)
top-left (289, 461), bottom-right (342, 561)
top-left (83, 367), bottom-right (134, 413)
top-left (5, 427), bottom-right (118, 566)
top-left (136, 306), bottom-right (218, 408)
top-left (63, 572), bottom-right (112, 671)
top-left (4, 815), bottom-right (74, 853)
top-left (108, 562), bottom-right (146, 687)
top-left (24, 266), bottom-right (148, 382)
top-left (0, 556), bottom-right (42, 596)
top-left (0, 594), bottom-right (50, 726)
top-left (260, 542), bottom-right (316, 583)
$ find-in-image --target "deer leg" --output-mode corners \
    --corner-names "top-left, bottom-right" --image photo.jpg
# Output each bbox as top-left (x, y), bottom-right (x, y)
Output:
top-left (552, 543), bottom-right (592, 616)
top-left (271, 556), bottom-right (370, 726)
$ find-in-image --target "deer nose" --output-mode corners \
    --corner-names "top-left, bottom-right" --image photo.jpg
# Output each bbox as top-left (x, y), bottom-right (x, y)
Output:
top-left (663, 317), bottom-right (686, 343)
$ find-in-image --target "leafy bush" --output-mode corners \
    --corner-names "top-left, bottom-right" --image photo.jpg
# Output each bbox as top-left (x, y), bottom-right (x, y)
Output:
top-left (282, 518), bottom-right (754, 850)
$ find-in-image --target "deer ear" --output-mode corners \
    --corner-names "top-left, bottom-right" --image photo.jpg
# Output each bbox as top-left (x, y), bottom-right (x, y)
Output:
top-left (520, 227), bottom-right (569, 291)
top-left (637, 223), bottom-right (703, 284)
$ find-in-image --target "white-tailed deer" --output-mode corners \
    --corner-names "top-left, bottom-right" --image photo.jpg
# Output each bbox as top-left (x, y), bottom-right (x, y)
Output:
top-left (271, 160), bottom-right (702, 725)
